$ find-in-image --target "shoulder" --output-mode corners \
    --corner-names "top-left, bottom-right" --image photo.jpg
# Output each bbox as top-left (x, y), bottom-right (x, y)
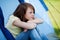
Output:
top-left (7, 15), bottom-right (20, 23)
top-left (10, 15), bottom-right (18, 19)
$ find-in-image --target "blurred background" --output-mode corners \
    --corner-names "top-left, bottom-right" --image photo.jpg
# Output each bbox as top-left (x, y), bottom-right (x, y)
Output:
top-left (0, 0), bottom-right (60, 39)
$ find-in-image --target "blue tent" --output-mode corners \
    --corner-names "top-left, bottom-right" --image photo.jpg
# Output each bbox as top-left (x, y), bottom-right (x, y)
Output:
top-left (0, 0), bottom-right (59, 40)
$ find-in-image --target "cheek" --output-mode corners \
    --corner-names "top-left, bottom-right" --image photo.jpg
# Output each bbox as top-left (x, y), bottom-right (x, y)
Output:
top-left (25, 15), bottom-right (31, 20)
top-left (27, 15), bottom-right (31, 18)
top-left (24, 15), bottom-right (29, 19)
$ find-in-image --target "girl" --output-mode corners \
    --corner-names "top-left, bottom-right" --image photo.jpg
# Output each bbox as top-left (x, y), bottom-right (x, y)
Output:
top-left (6, 3), bottom-right (43, 40)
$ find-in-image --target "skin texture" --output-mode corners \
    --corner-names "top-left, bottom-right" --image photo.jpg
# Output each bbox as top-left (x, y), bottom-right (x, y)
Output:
top-left (13, 7), bottom-right (43, 32)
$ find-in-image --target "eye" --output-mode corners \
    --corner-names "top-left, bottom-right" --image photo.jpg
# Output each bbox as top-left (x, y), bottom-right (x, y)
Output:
top-left (29, 12), bottom-right (32, 14)
top-left (29, 12), bottom-right (34, 14)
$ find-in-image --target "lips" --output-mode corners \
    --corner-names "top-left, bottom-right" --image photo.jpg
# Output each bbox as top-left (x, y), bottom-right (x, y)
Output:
top-left (31, 16), bottom-right (34, 19)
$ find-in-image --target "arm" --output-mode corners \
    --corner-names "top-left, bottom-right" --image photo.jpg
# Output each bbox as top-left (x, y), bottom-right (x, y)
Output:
top-left (23, 18), bottom-right (43, 32)
top-left (13, 18), bottom-right (36, 29)
top-left (28, 18), bottom-right (44, 24)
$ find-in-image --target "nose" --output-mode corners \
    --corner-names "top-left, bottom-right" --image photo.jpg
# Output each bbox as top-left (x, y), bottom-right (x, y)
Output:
top-left (32, 13), bottom-right (34, 17)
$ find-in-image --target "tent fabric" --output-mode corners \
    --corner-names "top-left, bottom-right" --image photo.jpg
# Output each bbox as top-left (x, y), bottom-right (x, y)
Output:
top-left (18, 0), bottom-right (24, 3)
top-left (0, 7), bottom-right (15, 40)
top-left (0, 7), bottom-right (4, 26)
top-left (0, 0), bottom-right (60, 40)
top-left (39, 0), bottom-right (48, 11)
top-left (0, 7), bottom-right (7, 40)
top-left (0, 29), bottom-right (6, 40)
top-left (44, 0), bottom-right (60, 38)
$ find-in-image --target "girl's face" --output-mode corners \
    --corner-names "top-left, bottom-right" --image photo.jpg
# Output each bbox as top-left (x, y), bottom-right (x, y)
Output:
top-left (24, 7), bottom-right (34, 20)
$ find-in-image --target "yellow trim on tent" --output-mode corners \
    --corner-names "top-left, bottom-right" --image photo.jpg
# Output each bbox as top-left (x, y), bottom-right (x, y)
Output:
top-left (44, 0), bottom-right (60, 38)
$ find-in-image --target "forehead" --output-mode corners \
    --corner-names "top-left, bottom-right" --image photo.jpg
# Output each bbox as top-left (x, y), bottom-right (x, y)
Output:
top-left (27, 7), bottom-right (33, 11)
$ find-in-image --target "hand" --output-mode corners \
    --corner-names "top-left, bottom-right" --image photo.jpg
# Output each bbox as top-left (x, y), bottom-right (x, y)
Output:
top-left (24, 28), bottom-right (27, 32)
top-left (27, 21), bottom-right (37, 29)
